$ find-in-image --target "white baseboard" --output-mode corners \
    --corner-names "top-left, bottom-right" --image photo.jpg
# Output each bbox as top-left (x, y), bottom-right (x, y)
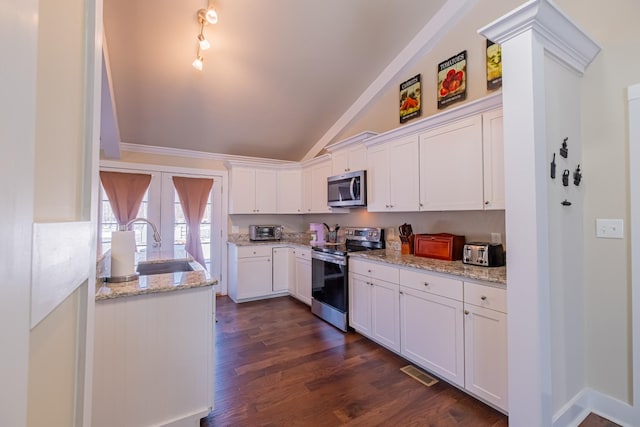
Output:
top-left (552, 388), bottom-right (637, 427)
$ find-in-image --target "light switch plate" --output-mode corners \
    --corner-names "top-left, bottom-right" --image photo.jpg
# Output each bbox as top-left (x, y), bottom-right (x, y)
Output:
top-left (491, 232), bottom-right (502, 244)
top-left (596, 219), bottom-right (624, 239)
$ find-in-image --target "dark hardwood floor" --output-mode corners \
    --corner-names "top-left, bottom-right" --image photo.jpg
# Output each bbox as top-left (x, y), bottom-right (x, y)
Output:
top-left (201, 296), bottom-right (619, 427)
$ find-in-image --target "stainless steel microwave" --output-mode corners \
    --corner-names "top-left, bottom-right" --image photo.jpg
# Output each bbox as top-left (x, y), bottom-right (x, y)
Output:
top-left (327, 170), bottom-right (366, 207)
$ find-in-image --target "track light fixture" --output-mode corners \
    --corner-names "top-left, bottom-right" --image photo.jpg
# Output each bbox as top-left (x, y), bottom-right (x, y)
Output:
top-left (192, 3), bottom-right (218, 70)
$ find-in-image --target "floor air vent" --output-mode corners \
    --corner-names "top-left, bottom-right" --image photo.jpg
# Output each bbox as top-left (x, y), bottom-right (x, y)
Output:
top-left (400, 365), bottom-right (439, 387)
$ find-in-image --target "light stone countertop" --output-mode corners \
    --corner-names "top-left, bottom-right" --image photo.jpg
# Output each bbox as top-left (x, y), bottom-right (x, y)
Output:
top-left (96, 256), bottom-right (216, 301)
top-left (349, 249), bottom-right (507, 286)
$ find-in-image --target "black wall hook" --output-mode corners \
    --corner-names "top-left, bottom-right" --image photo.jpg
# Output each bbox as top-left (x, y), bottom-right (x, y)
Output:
top-left (560, 137), bottom-right (568, 158)
top-left (573, 164), bottom-right (582, 186)
top-left (562, 169), bottom-right (570, 186)
top-left (550, 153), bottom-right (556, 179)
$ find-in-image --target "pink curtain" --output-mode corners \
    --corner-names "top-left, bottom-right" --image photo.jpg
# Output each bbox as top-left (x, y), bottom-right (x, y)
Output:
top-left (172, 176), bottom-right (214, 268)
top-left (100, 171), bottom-right (152, 228)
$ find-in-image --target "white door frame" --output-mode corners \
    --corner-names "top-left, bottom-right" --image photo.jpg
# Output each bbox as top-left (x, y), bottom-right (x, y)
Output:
top-left (627, 82), bottom-right (640, 422)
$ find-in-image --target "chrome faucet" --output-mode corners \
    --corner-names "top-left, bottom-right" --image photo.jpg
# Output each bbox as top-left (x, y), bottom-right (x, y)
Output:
top-left (120, 217), bottom-right (162, 246)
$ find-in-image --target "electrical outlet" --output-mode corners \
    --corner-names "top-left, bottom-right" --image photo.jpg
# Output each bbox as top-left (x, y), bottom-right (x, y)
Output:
top-left (596, 219), bottom-right (624, 239)
top-left (491, 232), bottom-right (502, 244)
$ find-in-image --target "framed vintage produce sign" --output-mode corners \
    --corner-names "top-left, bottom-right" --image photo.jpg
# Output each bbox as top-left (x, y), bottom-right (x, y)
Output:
top-left (399, 74), bottom-right (422, 123)
top-left (437, 51), bottom-right (467, 109)
top-left (486, 40), bottom-right (502, 90)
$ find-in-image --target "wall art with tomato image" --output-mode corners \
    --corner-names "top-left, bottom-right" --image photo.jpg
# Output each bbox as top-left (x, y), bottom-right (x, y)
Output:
top-left (437, 51), bottom-right (467, 109)
top-left (399, 74), bottom-right (422, 124)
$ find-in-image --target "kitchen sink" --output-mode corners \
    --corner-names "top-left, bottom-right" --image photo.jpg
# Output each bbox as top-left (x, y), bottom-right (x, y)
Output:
top-left (136, 260), bottom-right (194, 276)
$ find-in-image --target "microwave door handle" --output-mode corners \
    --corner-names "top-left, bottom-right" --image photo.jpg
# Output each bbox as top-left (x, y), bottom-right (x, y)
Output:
top-left (350, 177), bottom-right (356, 200)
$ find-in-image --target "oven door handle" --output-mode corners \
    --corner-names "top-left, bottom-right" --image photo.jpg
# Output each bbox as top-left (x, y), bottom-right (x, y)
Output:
top-left (311, 251), bottom-right (347, 266)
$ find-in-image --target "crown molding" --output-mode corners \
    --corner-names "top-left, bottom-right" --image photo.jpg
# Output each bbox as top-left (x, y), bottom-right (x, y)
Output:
top-left (119, 142), bottom-right (295, 166)
top-left (324, 131), bottom-right (378, 153)
top-left (364, 92), bottom-right (502, 148)
top-left (478, 0), bottom-right (600, 75)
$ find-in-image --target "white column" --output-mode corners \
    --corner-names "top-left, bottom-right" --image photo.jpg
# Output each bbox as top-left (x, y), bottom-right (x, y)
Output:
top-left (479, 0), bottom-right (599, 424)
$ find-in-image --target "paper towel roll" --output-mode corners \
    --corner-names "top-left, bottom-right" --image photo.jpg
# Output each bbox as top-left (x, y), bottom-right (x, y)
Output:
top-left (111, 230), bottom-right (137, 278)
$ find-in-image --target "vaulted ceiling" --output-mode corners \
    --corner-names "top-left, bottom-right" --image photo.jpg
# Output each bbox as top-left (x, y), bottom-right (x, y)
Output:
top-left (102, 0), bottom-right (451, 161)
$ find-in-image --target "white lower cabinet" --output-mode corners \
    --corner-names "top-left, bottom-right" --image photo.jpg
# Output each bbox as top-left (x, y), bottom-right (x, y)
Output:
top-left (272, 246), bottom-right (294, 292)
top-left (293, 247), bottom-right (312, 305)
top-left (463, 282), bottom-right (508, 412)
top-left (400, 286), bottom-right (464, 387)
top-left (348, 258), bottom-right (508, 413)
top-left (349, 259), bottom-right (400, 352)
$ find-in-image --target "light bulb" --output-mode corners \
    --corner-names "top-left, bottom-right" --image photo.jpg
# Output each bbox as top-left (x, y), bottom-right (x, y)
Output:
top-left (198, 34), bottom-right (211, 50)
top-left (192, 56), bottom-right (203, 71)
top-left (205, 8), bottom-right (218, 24)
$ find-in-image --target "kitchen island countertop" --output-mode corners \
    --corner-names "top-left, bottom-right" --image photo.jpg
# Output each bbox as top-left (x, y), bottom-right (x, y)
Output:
top-left (96, 256), bottom-right (216, 301)
top-left (349, 249), bottom-right (506, 286)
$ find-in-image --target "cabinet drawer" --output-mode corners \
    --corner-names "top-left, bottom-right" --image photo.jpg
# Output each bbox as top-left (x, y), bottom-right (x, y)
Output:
top-left (350, 259), bottom-right (399, 284)
top-left (399, 268), bottom-right (462, 301)
top-left (293, 247), bottom-right (311, 260)
top-left (237, 246), bottom-right (273, 258)
top-left (464, 282), bottom-right (507, 313)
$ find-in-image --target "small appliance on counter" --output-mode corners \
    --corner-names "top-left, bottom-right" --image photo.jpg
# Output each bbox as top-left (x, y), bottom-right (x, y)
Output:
top-left (309, 223), bottom-right (326, 244)
top-left (463, 242), bottom-right (506, 267)
top-left (249, 224), bottom-right (282, 241)
top-left (414, 233), bottom-right (466, 261)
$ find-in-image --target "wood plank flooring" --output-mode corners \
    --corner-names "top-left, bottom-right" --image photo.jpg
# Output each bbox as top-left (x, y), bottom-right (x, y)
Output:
top-left (201, 296), bottom-right (619, 427)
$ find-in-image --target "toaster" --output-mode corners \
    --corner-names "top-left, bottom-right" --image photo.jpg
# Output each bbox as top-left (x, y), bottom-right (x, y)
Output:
top-left (462, 242), bottom-right (505, 267)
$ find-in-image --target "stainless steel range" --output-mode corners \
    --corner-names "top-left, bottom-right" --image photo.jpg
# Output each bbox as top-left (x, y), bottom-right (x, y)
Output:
top-left (311, 227), bottom-right (385, 332)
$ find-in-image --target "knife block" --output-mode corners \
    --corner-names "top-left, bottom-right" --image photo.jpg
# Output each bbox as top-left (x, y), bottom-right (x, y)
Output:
top-left (400, 234), bottom-right (414, 255)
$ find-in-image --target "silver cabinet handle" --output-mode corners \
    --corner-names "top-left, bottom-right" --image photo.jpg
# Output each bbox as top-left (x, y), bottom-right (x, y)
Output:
top-left (424, 282), bottom-right (429, 287)
top-left (464, 310), bottom-right (469, 315)
top-left (481, 296), bottom-right (487, 301)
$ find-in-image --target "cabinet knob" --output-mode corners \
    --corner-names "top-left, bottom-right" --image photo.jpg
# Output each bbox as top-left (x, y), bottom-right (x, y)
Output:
top-left (485, 201), bottom-right (490, 205)
top-left (424, 282), bottom-right (429, 287)
top-left (481, 295), bottom-right (487, 301)
top-left (420, 203), bottom-right (424, 207)
top-left (367, 269), bottom-right (372, 273)
top-left (399, 291), bottom-right (404, 295)
top-left (464, 310), bottom-right (470, 315)
top-left (267, 259), bottom-right (270, 262)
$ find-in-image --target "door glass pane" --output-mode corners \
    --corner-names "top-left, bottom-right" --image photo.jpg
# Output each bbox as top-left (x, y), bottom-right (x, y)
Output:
top-left (100, 186), bottom-right (149, 253)
top-left (174, 189), bottom-right (212, 270)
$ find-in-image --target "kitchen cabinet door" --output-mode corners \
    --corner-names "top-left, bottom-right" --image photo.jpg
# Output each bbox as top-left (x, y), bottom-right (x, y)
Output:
top-left (236, 255), bottom-right (273, 300)
top-left (277, 169), bottom-right (302, 213)
top-left (254, 169), bottom-right (277, 214)
top-left (348, 273), bottom-right (372, 336)
top-left (272, 247), bottom-right (294, 292)
top-left (310, 160), bottom-right (333, 214)
top-left (366, 135), bottom-right (419, 212)
top-left (400, 286), bottom-right (464, 387)
top-left (229, 167), bottom-right (256, 214)
top-left (331, 143), bottom-right (367, 175)
top-left (302, 167), bottom-right (313, 213)
top-left (294, 248), bottom-right (312, 305)
top-left (464, 303), bottom-right (508, 412)
top-left (371, 279), bottom-right (400, 352)
top-left (365, 144), bottom-right (390, 212)
top-left (419, 116), bottom-right (484, 210)
top-left (388, 135), bottom-right (420, 211)
top-left (482, 109), bottom-right (505, 210)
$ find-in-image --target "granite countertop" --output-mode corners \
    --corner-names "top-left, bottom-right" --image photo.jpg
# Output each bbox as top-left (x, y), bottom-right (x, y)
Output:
top-left (96, 256), bottom-right (216, 301)
top-left (227, 233), bottom-right (313, 248)
top-left (350, 249), bottom-right (507, 286)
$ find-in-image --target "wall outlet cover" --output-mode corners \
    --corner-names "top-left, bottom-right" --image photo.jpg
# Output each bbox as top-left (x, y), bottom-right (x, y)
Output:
top-left (491, 232), bottom-right (502, 244)
top-left (595, 219), bottom-right (624, 239)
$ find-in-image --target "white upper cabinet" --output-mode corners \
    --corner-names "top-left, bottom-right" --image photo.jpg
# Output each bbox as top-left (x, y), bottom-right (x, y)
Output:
top-left (302, 158), bottom-right (341, 214)
top-left (229, 167), bottom-right (277, 214)
top-left (331, 143), bottom-right (368, 175)
top-left (482, 109), bottom-right (505, 210)
top-left (326, 131), bottom-right (377, 175)
top-left (367, 135), bottom-right (420, 212)
top-left (419, 115), bottom-right (484, 211)
top-left (277, 169), bottom-right (302, 213)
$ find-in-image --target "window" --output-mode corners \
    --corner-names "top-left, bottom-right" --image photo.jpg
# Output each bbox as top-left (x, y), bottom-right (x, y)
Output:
top-left (100, 187), bottom-right (150, 253)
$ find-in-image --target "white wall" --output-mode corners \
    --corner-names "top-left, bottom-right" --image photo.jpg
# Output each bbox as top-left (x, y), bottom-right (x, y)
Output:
top-left (556, 0), bottom-right (640, 404)
top-left (337, 0), bottom-right (524, 142)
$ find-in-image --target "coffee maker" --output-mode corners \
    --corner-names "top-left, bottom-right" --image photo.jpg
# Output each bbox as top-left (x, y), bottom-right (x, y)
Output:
top-left (309, 223), bottom-right (326, 244)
